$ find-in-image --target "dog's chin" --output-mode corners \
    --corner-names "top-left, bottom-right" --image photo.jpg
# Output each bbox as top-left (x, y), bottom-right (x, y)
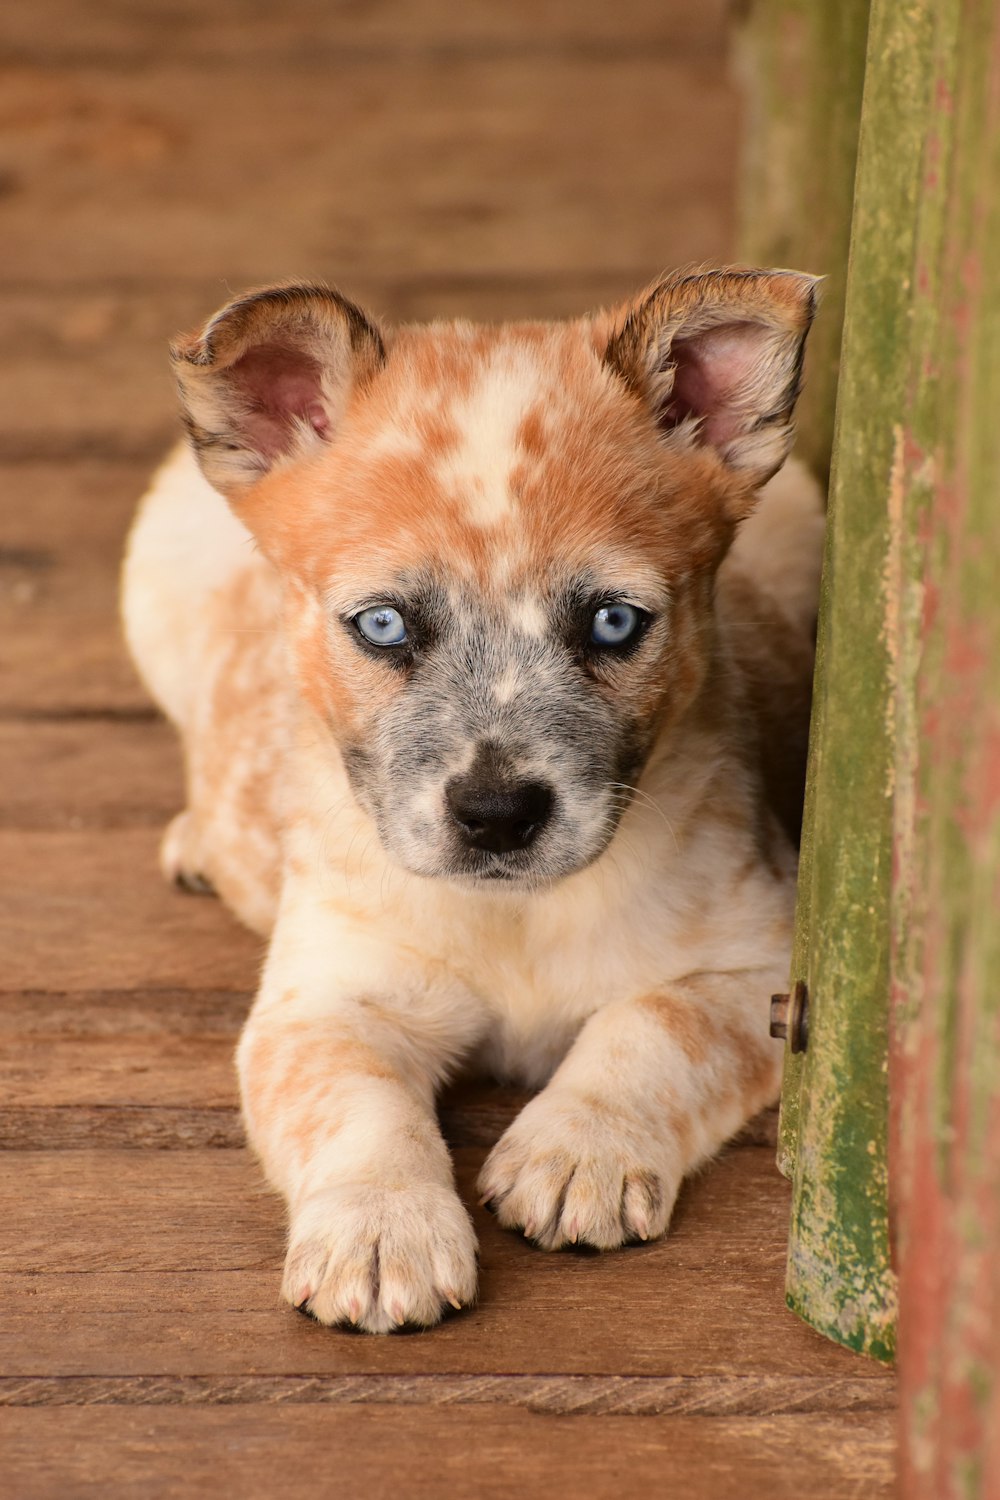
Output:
top-left (383, 833), bottom-right (618, 893)
top-left (446, 862), bottom-right (554, 893)
top-left (384, 849), bottom-right (565, 892)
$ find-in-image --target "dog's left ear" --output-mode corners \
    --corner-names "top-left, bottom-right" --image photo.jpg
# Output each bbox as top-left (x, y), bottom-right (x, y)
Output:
top-left (604, 268), bottom-right (819, 502)
top-left (170, 282), bottom-right (386, 496)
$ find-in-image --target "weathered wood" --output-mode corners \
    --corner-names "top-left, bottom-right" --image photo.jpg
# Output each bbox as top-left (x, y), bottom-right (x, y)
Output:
top-left (2, 0), bottom-right (731, 63)
top-left (0, 1372), bottom-right (891, 1416)
top-left (0, 1262), bottom-right (881, 1380)
top-left (0, 1104), bottom-right (777, 1153)
top-left (0, 1148), bottom-right (891, 1382)
top-left (0, 1020), bottom-right (240, 1107)
top-left (0, 58), bottom-right (736, 288)
top-left (0, 1407), bottom-right (894, 1500)
top-left (0, 991), bottom-right (246, 1147)
top-left (0, 460), bottom-right (152, 713)
top-left (774, 0), bottom-right (931, 1361)
top-left (0, 830), bottom-right (261, 992)
top-left (881, 0), bottom-right (1000, 1494)
top-left (0, 721), bottom-right (182, 830)
top-left (735, 1), bottom-right (872, 1185)
top-left (0, 1107), bottom-right (245, 1151)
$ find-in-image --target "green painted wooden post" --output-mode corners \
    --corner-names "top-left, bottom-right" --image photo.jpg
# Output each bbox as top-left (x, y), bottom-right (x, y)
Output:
top-left (776, 0), bottom-right (929, 1355)
top-left (740, 0), bottom-right (1000, 1408)
top-left (739, 0), bottom-right (933, 1361)
top-left (885, 0), bottom-right (1000, 1491)
top-left (734, 0), bottom-right (871, 1182)
top-left (742, 0), bottom-right (1000, 1387)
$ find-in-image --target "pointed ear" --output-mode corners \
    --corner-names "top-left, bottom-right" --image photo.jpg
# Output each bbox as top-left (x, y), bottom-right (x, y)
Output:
top-left (170, 282), bottom-right (386, 494)
top-left (604, 268), bottom-right (819, 492)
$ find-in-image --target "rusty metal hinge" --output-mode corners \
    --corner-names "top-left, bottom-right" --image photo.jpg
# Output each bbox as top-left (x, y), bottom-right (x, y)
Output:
top-left (770, 979), bottom-right (809, 1053)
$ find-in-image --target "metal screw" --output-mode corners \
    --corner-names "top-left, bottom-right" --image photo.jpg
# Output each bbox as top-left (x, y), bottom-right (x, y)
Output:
top-left (769, 979), bottom-right (809, 1053)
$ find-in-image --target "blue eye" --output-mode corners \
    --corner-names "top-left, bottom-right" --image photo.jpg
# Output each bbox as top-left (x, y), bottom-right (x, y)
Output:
top-left (355, 605), bottom-right (408, 647)
top-left (590, 602), bottom-right (643, 647)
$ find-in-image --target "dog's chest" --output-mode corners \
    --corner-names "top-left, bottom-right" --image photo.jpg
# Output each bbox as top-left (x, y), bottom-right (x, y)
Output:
top-left (453, 897), bottom-right (664, 1089)
top-left (473, 966), bottom-right (594, 1088)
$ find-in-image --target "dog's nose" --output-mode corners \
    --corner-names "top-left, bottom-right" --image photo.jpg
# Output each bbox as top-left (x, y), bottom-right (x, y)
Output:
top-left (446, 777), bottom-right (554, 854)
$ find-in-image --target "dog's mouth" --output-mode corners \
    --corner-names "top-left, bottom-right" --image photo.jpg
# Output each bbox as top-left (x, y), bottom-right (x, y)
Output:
top-left (448, 848), bottom-right (537, 886)
top-left (441, 804), bottom-right (627, 890)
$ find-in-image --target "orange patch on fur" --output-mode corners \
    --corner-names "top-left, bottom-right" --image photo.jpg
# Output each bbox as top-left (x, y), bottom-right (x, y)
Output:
top-left (242, 1021), bottom-right (399, 1155)
top-left (634, 991), bottom-right (712, 1066)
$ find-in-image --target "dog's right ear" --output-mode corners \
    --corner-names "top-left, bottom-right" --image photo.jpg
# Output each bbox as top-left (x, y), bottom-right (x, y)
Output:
top-left (171, 283), bottom-right (386, 495)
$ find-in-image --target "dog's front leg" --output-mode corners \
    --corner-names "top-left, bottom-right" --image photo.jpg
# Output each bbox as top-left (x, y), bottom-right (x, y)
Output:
top-left (478, 971), bottom-right (783, 1250)
top-left (238, 972), bottom-right (481, 1333)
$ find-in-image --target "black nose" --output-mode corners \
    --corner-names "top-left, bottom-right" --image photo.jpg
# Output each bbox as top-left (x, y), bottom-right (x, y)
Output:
top-left (446, 777), bottom-right (554, 854)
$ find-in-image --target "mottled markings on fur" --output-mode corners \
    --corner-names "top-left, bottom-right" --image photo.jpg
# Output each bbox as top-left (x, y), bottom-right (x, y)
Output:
top-left (122, 266), bottom-right (821, 1333)
top-left (434, 348), bottom-right (547, 529)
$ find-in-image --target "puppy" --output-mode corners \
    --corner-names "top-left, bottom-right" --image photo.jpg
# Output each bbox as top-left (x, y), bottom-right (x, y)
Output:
top-left (122, 268), bottom-right (823, 1333)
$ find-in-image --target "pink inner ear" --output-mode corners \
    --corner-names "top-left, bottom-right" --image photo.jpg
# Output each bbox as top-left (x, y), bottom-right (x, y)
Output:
top-left (229, 342), bottom-right (329, 460)
top-left (659, 322), bottom-right (768, 447)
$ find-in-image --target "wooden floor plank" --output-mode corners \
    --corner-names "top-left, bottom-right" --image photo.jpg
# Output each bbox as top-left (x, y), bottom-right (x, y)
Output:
top-left (1, 0), bottom-right (729, 64)
top-left (0, 1407), bottom-right (895, 1500)
top-left (0, 1371), bottom-right (893, 1416)
top-left (0, 721), bottom-right (182, 830)
top-left (0, 1002), bottom-right (241, 1109)
top-left (1, 460), bottom-right (151, 713)
top-left (0, 58), bottom-right (736, 287)
top-left (0, 829), bottom-right (261, 992)
top-left (0, 977), bottom-right (528, 1143)
top-left (0, 1147), bottom-right (891, 1383)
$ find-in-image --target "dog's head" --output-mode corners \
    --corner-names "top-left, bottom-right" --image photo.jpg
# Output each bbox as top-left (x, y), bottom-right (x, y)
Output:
top-left (172, 270), bottom-right (816, 887)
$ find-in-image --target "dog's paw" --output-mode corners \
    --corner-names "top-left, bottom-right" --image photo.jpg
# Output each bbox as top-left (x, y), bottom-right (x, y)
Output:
top-left (477, 1089), bottom-right (682, 1251)
top-left (282, 1182), bottom-right (478, 1333)
top-left (160, 811), bottom-right (215, 895)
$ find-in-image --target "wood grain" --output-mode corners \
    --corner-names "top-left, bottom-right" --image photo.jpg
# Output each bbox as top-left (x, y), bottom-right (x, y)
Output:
top-left (0, 985), bottom-right (775, 1145)
top-left (0, 1371), bottom-right (893, 1415)
top-left (0, 720), bottom-right (182, 830)
top-left (0, 460), bottom-right (152, 713)
top-left (0, 829), bottom-right (262, 992)
top-left (0, 0), bottom-right (897, 1488)
top-left (0, 1147), bottom-right (889, 1381)
top-left (0, 1408), bottom-right (894, 1500)
top-left (0, 59), bottom-right (736, 287)
top-left (2, 0), bottom-right (731, 64)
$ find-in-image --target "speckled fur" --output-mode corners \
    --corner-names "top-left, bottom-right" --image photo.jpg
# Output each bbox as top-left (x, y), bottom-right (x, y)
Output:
top-left (122, 269), bottom-right (822, 1333)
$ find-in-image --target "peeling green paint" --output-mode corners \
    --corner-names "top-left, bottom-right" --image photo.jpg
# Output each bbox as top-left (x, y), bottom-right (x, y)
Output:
top-left (747, 0), bottom-right (937, 1361)
top-left (734, 0), bottom-right (871, 1181)
top-left (739, 0), bottom-right (999, 1400)
top-left (780, 0), bottom-right (947, 1364)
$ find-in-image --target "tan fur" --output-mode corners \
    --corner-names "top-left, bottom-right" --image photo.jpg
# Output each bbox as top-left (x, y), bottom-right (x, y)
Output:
top-left (122, 269), bottom-right (823, 1333)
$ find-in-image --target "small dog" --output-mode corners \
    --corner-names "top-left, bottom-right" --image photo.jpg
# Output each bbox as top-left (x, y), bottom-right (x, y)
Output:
top-left (122, 268), bottom-right (823, 1333)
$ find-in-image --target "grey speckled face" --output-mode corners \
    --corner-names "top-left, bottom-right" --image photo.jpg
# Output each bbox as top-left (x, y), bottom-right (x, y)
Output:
top-left (333, 571), bottom-right (673, 887)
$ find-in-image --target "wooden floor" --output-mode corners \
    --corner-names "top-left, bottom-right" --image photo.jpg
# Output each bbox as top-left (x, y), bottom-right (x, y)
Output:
top-left (0, 2), bottom-right (895, 1495)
